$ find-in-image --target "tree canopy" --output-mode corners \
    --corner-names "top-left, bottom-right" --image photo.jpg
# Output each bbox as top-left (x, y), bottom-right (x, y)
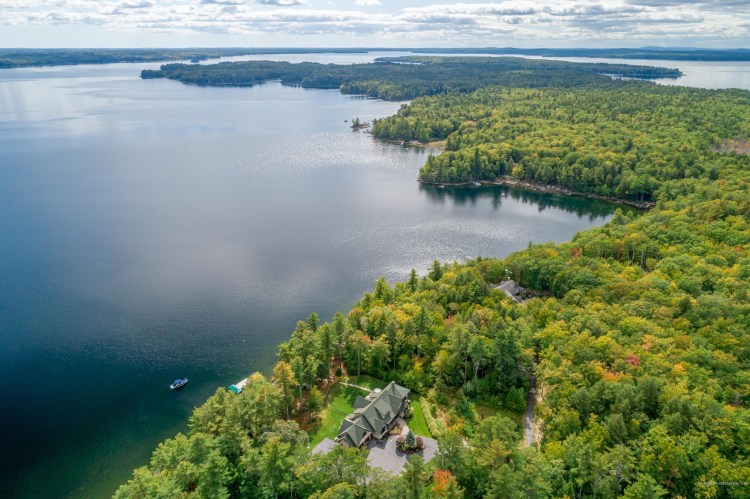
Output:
top-left (141, 56), bottom-right (679, 100)
top-left (372, 84), bottom-right (750, 203)
top-left (117, 57), bottom-right (750, 498)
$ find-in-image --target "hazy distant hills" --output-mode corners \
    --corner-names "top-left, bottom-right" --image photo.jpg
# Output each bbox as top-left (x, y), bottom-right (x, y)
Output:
top-left (1, 47), bottom-right (749, 68)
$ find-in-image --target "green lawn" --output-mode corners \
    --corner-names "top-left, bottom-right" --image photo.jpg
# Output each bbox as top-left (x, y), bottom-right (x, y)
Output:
top-left (350, 375), bottom-right (433, 438)
top-left (308, 376), bottom-right (433, 446)
top-left (406, 399), bottom-right (432, 438)
top-left (345, 375), bottom-right (386, 390)
top-left (308, 383), bottom-right (369, 447)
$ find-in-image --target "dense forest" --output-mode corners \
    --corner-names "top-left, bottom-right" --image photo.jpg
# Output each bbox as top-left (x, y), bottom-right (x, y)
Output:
top-left (140, 57), bottom-right (680, 101)
top-left (116, 59), bottom-right (750, 498)
top-left (372, 84), bottom-right (750, 202)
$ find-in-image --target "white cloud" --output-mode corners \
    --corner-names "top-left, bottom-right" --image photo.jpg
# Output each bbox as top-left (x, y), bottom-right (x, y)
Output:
top-left (0, 0), bottom-right (748, 45)
top-left (201, 0), bottom-right (245, 5)
top-left (118, 0), bottom-right (154, 8)
top-left (256, 0), bottom-right (307, 5)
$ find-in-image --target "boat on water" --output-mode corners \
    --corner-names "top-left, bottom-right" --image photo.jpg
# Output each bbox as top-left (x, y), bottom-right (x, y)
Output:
top-left (474, 181), bottom-right (481, 187)
top-left (170, 378), bottom-right (188, 390)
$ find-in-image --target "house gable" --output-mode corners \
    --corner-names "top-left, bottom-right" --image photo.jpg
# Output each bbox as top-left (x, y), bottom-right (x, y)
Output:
top-left (335, 381), bottom-right (410, 448)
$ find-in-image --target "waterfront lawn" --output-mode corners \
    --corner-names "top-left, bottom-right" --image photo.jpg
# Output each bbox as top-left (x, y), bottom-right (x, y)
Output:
top-left (309, 383), bottom-right (368, 447)
top-left (407, 398), bottom-right (432, 438)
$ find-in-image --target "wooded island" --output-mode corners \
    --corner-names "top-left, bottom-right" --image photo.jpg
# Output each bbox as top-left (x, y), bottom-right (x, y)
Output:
top-left (140, 56), bottom-right (680, 100)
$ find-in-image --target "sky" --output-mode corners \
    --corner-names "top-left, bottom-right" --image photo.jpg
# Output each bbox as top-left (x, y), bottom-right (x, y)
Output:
top-left (1, 0), bottom-right (748, 48)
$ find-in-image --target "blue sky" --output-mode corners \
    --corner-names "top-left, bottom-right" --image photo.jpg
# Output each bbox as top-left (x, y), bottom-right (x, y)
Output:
top-left (1, 0), bottom-right (748, 48)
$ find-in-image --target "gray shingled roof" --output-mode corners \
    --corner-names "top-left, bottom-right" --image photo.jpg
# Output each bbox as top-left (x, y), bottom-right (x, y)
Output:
top-left (353, 396), bottom-right (370, 410)
top-left (335, 381), bottom-right (410, 448)
top-left (497, 280), bottom-right (525, 303)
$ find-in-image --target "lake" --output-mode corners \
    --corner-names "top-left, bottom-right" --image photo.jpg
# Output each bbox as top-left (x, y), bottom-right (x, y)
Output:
top-left (1, 53), bottom-right (747, 498)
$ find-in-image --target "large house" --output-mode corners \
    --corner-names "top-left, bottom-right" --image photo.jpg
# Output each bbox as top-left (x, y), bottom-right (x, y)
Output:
top-left (496, 279), bottom-right (525, 303)
top-left (335, 381), bottom-right (410, 448)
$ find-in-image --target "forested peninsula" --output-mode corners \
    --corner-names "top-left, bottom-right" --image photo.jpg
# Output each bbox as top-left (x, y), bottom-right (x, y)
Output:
top-left (371, 84), bottom-right (750, 203)
top-left (117, 58), bottom-right (750, 498)
top-left (140, 57), bottom-right (680, 100)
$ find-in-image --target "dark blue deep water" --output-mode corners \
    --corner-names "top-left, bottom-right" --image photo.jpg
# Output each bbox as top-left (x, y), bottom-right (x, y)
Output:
top-left (0, 60), bottom-right (625, 498)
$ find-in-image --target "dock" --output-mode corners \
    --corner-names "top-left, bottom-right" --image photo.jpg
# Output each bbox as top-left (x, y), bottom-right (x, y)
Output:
top-left (228, 372), bottom-right (258, 394)
top-left (228, 378), bottom-right (248, 394)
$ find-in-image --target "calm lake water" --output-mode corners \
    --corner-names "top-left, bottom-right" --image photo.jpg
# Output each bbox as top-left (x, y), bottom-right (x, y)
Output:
top-left (1, 52), bottom-right (747, 498)
top-left (505, 54), bottom-right (750, 90)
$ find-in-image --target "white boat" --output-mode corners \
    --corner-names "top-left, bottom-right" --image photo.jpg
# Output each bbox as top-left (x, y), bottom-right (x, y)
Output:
top-left (170, 378), bottom-right (188, 390)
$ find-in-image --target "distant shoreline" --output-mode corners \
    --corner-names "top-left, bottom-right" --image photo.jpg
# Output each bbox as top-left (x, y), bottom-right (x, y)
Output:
top-left (2, 47), bottom-right (750, 69)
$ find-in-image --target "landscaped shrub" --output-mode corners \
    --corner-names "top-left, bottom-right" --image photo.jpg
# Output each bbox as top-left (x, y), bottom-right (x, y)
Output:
top-left (406, 429), bottom-right (416, 448)
top-left (396, 430), bottom-right (423, 453)
top-left (420, 397), bottom-right (442, 437)
top-left (396, 435), bottom-right (406, 452)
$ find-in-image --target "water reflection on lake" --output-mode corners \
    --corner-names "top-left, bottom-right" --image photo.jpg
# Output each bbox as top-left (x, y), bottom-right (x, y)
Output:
top-left (1, 50), bottom-right (743, 498)
top-left (420, 184), bottom-right (635, 221)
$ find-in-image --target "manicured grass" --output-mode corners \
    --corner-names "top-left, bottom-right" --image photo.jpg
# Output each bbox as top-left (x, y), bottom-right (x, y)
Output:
top-left (308, 375), bottom-right (434, 446)
top-left (346, 375), bottom-right (386, 390)
top-left (406, 399), bottom-right (432, 438)
top-left (308, 383), bottom-right (369, 447)
top-left (348, 375), bottom-right (432, 438)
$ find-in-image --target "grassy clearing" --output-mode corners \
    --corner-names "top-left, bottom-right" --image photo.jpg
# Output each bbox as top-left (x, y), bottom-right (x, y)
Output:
top-left (475, 404), bottom-right (524, 427)
top-left (308, 383), bottom-right (366, 447)
top-left (406, 399), bottom-right (432, 438)
top-left (345, 375), bottom-right (386, 390)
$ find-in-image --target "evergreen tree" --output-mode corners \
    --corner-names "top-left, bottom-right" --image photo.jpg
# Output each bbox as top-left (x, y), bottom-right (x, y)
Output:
top-left (406, 429), bottom-right (416, 449)
top-left (429, 260), bottom-right (443, 281)
top-left (272, 361), bottom-right (297, 420)
top-left (408, 268), bottom-right (419, 292)
top-left (401, 455), bottom-right (427, 499)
